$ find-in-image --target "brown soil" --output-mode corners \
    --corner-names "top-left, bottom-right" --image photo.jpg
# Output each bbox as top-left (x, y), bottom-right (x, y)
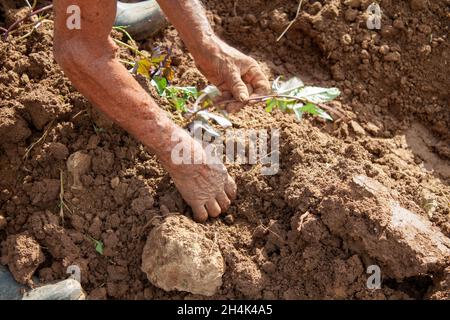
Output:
top-left (0, 0), bottom-right (449, 299)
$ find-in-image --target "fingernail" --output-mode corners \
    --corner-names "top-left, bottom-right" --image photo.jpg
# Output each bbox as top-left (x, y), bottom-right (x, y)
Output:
top-left (239, 92), bottom-right (248, 102)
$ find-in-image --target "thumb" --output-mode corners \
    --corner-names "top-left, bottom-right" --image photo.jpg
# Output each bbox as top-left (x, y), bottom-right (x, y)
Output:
top-left (226, 71), bottom-right (249, 102)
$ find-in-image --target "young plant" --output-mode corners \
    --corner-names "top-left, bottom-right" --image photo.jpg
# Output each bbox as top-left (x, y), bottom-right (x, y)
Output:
top-left (120, 37), bottom-right (340, 136)
top-left (88, 236), bottom-right (104, 255)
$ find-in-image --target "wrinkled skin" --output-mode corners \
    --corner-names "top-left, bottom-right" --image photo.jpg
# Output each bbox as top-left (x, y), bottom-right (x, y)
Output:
top-left (53, 0), bottom-right (269, 222)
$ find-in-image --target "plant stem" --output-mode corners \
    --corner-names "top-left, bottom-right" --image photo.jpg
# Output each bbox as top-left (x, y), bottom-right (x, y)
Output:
top-left (2, 4), bottom-right (53, 40)
top-left (113, 38), bottom-right (147, 57)
top-left (215, 94), bottom-right (310, 106)
top-left (277, 0), bottom-right (303, 42)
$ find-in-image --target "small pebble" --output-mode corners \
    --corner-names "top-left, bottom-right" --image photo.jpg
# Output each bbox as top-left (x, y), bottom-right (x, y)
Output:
top-left (224, 215), bottom-right (235, 225)
top-left (0, 215), bottom-right (6, 229)
top-left (379, 45), bottom-right (390, 55)
top-left (384, 52), bottom-right (401, 62)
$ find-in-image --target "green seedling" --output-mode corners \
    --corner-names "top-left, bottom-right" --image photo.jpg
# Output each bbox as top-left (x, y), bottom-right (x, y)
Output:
top-left (88, 236), bottom-right (104, 255)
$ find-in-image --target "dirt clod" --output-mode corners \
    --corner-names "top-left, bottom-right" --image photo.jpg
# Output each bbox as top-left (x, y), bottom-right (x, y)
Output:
top-left (320, 175), bottom-right (450, 279)
top-left (141, 214), bottom-right (224, 296)
top-left (2, 232), bottom-right (44, 285)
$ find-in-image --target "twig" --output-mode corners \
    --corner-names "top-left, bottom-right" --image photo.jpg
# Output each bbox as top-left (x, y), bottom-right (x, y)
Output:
top-left (113, 38), bottom-right (147, 57)
top-left (2, 4), bottom-right (53, 40)
top-left (113, 26), bottom-right (135, 46)
top-left (16, 17), bottom-right (52, 41)
top-left (184, 93), bottom-right (345, 126)
top-left (22, 118), bottom-right (55, 160)
top-left (59, 169), bottom-right (72, 224)
top-left (276, 0), bottom-right (303, 42)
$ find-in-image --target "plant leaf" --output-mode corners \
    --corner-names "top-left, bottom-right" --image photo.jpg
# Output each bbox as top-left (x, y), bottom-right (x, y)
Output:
top-left (265, 98), bottom-right (277, 112)
top-left (95, 241), bottom-right (104, 255)
top-left (198, 110), bottom-right (232, 128)
top-left (292, 103), bottom-right (304, 120)
top-left (202, 85), bottom-right (221, 99)
top-left (188, 120), bottom-right (221, 137)
top-left (301, 103), bottom-right (333, 121)
top-left (169, 97), bottom-right (188, 112)
top-left (294, 86), bottom-right (340, 104)
top-left (273, 77), bottom-right (304, 94)
top-left (151, 76), bottom-right (168, 95)
top-left (136, 58), bottom-right (152, 78)
top-left (90, 239), bottom-right (104, 255)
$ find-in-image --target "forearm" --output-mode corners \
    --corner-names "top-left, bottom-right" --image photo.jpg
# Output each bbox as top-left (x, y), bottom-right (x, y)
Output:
top-left (53, 0), bottom-right (183, 166)
top-left (156, 0), bottom-right (218, 61)
top-left (60, 44), bottom-right (178, 160)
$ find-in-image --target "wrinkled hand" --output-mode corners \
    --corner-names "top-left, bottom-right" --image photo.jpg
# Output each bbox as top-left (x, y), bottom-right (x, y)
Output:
top-left (164, 129), bottom-right (237, 222)
top-left (194, 36), bottom-right (270, 112)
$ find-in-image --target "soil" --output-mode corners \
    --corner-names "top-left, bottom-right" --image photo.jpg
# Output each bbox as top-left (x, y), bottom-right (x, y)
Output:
top-left (0, 0), bottom-right (449, 299)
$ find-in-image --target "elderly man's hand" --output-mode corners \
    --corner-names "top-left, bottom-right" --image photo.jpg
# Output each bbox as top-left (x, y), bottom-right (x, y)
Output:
top-left (193, 36), bottom-right (270, 113)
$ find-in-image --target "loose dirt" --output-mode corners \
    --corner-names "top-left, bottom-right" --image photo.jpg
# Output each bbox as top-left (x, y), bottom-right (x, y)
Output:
top-left (0, 0), bottom-right (449, 299)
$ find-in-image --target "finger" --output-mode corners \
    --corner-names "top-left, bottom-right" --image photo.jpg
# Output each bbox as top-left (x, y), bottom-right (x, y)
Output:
top-left (192, 204), bottom-right (208, 223)
top-left (224, 175), bottom-right (237, 200)
top-left (205, 199), bottom-right (222, 218)
top-left (216, 191), bottom-right (231, 212)
top-left (225, 84), bottom-right (254, 112)
top-left (226, 70), bottom-right (249, 102)
top-left (246, 83), bottom-right (254, 96)
top-left (243, 65), bottom-right (270, 95)
top-left (213, 90), bottom-right (233, 104)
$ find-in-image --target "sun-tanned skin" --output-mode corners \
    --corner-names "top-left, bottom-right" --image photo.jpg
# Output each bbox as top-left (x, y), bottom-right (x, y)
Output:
top-left (53, 0), bottom-right (270, 222)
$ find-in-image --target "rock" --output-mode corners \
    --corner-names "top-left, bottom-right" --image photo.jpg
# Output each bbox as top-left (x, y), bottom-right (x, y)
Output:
top-left (344, 9), bottom-right (358, 22)
top-left (0, 265), bottom-right (27, 300)
top-left (131, 195), bottom-right (154, 213)
top-left (344, 0), bottom-right (361, 8)
top-left (67, 151), bottom-right (92, 190)
top-left (349, 120), bottom-right (366, 136)
top-left (269, 9), bottom-right (289, 33)
top-left (0, 214), bottom-right (6, 229)
top-left (410, 0), bottom-right (427, 11)
top-left (19, 89), bottom-right (66, 130)
top-left (384, 52), bottom-right (401, 62)
top-left (224, 214), bottom-right (235, 225)
top-left (320, 175), bottom-right (450, 279)
top-left (22, 279), bottom-right (85, 300)
top-left (4, 232), bottom-right (44, 285)
top-left (110, 177), bottom-right (120, 189)
top-left (86, 134), bottom-right (100, 150)
top-left (141, 214), bottom-right (224, 296)
top-left (244, 14), bottom-right (257, 25)
top-left (379, 45), bottom-right (390, 55)
top-left (365, 122), bottom-right (381, 135)
top-left (0, 107), bottom-right (31, 145)
top-left (341, 34), bottom-right (352, 46)
top-left (48, 142), bottom-right (69, 160)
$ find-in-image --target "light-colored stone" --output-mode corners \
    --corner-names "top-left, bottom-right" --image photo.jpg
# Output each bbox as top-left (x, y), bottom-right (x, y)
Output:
top-left (22, 279), bottom-right (85, 300)
top-left (141, 214), bottom-right (224, 296)
top-left (67, 151), bottom-right (92, 190)
top-left (0, 214), bottom-right (6, 229)
top-left (349, 120), bottom-right (366, 136)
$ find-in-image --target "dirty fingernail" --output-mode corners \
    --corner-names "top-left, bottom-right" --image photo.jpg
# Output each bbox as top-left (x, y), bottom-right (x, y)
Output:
top-left (239, 93), bottom-right (248, 102)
